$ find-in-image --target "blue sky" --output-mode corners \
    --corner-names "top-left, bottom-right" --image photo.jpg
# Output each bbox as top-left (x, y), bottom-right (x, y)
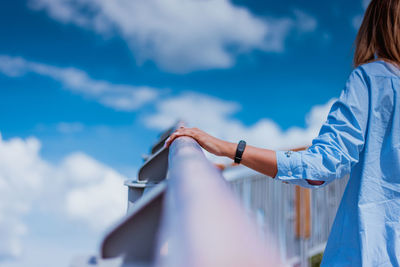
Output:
top-left (0, 0), bottom-right (368, 266)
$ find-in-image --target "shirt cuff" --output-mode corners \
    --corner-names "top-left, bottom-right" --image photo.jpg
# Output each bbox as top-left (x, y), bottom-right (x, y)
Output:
top-left (275, 150), bottom-right (305, 185)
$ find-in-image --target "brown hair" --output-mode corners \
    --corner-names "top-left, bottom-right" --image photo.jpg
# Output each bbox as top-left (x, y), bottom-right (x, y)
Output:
top-left (354, 0), bottom-right (400, 67)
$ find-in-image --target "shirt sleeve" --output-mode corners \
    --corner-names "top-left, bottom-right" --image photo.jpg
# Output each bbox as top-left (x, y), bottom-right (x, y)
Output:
top-left (275, 68), bottom-right (370, 188)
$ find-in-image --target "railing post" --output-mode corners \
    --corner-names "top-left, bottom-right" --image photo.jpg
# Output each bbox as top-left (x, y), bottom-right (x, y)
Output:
top-left (296, 186), bottom-right (311, 267)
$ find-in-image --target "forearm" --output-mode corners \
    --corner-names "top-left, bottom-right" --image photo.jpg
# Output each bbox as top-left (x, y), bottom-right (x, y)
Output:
top-left (221, 141), bottom-right (326, 186)
top-left (220, 142), bottom-right (278, 178)
top-left (166, 127), bottom-right (325, 186)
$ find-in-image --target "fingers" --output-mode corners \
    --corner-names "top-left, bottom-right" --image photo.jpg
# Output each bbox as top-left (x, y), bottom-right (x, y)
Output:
top-left (164, 127), bottom-right (198, 148)
top-left (164, 132), bottom-right (180, 148)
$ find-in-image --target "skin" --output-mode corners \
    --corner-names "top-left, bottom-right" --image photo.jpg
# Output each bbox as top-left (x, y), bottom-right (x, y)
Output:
top-left (165, 126), bottom-right (324, 186)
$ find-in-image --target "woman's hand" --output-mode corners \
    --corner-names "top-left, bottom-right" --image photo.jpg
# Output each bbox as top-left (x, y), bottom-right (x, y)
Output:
top-left (165, 127), bottom-right (235, 157)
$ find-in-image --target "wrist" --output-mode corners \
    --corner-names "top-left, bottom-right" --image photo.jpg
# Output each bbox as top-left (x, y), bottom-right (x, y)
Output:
top-left (220, 141), bottom-right (237, 159)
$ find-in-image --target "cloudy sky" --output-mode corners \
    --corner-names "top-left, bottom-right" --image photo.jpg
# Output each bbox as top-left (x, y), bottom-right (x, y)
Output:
top-left (0, 0), bottom-right (368, 266)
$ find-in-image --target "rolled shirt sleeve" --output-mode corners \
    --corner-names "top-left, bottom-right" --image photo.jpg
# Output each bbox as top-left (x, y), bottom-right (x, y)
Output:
top-left (275, 68), bottom-right (370, 188)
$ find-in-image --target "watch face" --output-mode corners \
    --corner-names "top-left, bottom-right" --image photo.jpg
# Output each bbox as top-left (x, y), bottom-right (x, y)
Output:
top-left (238, 140), bottom-right (246, 151)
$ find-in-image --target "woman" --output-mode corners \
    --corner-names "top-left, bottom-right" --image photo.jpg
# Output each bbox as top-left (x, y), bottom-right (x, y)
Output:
top-left (166, 0), bottom-right (400, 266)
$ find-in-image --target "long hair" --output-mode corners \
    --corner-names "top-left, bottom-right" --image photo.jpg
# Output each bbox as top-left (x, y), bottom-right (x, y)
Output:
top-left (354, 0), bottom-right (400, 67)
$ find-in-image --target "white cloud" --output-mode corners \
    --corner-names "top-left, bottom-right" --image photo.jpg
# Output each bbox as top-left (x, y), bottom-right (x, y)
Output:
top-left (353, 0), bottom-right (371, 30)
top-left (0, 55), bottom-right (160, 111)
top-left (144, 92), bottom-right (335, 150)
top-left (292, 9), bottom-right (318, 33)
top-left (0, 133), bottom-right (127, 260)
top-left (0, 135), bottom-right (50, 259)
top-left (0, 56), bottom-right (28, 77)
top-left (28, 0), bottom-right (317, 73)
top-left (59, 153), bottom-right (127, 231)
top-left (56, 122), bottom-right (85, 134)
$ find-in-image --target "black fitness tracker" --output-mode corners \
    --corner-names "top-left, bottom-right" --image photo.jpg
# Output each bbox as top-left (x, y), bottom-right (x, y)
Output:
top-left (234, 140), bottom-right (246, 164)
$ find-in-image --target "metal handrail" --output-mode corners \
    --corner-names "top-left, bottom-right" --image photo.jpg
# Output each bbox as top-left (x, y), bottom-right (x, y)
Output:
top-left (155, 137), bottom-right (282, 267)
top-left (94, 136), bottom-right (283, 267)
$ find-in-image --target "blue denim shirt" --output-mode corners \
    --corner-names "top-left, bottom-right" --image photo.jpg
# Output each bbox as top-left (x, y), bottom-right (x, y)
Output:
top-left (276, 61), bottom-right (400, 266)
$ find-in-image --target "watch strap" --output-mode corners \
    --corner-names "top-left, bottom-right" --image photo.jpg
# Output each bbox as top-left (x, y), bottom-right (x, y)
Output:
top-left (234, 140), bottom-right (246, 164)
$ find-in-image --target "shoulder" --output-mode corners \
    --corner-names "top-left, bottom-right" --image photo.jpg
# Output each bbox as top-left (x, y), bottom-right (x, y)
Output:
top-left (355, 61), bottom-right (400, 79)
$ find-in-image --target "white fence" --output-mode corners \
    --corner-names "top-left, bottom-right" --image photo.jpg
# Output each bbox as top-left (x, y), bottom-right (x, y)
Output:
top-left (225, 168), bottom-right (349, 266)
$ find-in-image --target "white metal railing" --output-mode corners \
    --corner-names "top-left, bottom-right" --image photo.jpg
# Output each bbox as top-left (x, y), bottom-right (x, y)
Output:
top-left (87, 136), bottom-right (282, 267)
top-left (226, 169), bottom-right (349, 266)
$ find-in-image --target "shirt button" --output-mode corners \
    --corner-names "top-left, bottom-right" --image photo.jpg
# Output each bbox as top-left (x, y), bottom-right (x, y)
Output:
top-left (288, 171), bottom-right (293, 176)
top-left (285, 151), bottom-right (293, 158)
